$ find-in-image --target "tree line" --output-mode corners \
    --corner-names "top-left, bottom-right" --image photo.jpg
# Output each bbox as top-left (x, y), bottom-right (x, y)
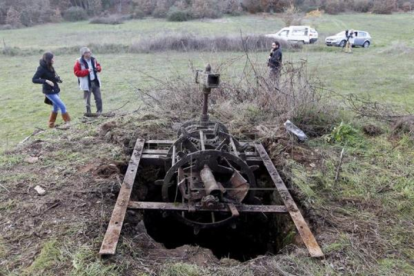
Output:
top-left (0, 0), bottom-right (412, 28)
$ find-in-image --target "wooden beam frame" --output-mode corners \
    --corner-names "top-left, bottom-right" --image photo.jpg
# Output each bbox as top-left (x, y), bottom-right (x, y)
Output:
top-left (99, 138), bottom-right (145, 255)
top-left (255, 143), bottom-right (324, 258)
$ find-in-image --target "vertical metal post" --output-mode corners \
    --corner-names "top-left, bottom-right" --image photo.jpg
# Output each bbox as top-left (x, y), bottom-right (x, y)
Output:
top-left (200, 64), bottom-right (212, 124)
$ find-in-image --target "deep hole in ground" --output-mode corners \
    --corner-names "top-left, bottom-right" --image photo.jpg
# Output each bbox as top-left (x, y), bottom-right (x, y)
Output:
top-left (131, 166), bottom-right (294, 262)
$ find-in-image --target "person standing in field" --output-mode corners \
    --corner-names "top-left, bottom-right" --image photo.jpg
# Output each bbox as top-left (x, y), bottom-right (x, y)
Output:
top-left (345, 30), bottom-right (355, 53)
top-left (74, 47), bottom-right (103, 114)
top-left (32, 52), bottom-right (70, 128)
top-left (268, 41), bottom-right (283, 89)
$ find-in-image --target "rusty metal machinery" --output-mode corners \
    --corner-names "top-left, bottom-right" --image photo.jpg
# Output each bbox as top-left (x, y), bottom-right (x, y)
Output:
top-left (100, 65), bottom-right (324, 258)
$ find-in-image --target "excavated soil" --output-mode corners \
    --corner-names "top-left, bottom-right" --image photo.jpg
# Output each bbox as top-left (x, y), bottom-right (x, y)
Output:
top-left (0, 114), bottom-right (324, 275)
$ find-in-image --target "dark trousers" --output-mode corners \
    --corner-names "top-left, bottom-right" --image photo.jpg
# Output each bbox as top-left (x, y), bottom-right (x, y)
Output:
top-left (269, 68), bottom-right (281, 89)
top-left (84, 80), bottom-right (102, 113)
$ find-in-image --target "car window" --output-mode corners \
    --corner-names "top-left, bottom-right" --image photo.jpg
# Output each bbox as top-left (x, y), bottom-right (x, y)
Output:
top-left (359, 32), bottom-right (366, 37)
top-left (279, 30), bottom-right (289, 37)
top-left (291, 28), bottom-right (307, 36)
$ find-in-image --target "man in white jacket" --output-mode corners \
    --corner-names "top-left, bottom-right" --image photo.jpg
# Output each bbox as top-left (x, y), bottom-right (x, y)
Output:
top-left (74, 47), bottom-right (103, 114)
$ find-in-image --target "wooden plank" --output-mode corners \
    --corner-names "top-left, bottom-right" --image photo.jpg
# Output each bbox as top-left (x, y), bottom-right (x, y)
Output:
top-left (128, 201), bottom-right (288, 213)
top-left (255, 143), bottom-right (324, 258)
top-left (99, 138), bottom-right (145, 255)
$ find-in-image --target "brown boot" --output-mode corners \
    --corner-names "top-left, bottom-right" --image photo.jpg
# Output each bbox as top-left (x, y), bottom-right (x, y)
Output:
top-left (62, 112), bottom-right (71, 124)
top-left (48, 112), bottom-right (58, 128)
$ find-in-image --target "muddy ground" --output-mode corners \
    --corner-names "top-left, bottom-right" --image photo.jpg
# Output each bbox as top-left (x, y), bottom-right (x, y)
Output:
top-left (1, 113), bottom-right (413, 275)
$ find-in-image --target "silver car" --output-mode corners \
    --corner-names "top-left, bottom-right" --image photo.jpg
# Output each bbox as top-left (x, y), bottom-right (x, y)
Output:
top-left (325, 30), bottom-right (372, 48)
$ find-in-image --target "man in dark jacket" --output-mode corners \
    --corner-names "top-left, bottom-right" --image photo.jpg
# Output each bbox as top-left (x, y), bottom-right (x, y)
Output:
top-left (268, 41), bottom-right (283, 89)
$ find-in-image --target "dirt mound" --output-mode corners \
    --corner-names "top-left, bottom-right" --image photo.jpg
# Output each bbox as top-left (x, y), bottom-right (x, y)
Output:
top-left (392, 115), bottom-right (414, 137)
top-left (363, 124), bottom-right (384, 137)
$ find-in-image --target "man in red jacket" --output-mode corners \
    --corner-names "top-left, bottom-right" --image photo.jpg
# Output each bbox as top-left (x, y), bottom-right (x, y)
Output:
top-left (74, 47), bottom-right (103, 114)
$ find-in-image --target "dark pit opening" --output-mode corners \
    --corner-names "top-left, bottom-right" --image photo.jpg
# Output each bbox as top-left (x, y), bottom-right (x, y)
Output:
top-left (134, 167), bottom-right (294, 262)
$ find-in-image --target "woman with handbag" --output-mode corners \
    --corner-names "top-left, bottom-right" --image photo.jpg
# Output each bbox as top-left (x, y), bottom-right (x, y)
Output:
top-left (32, 52), bottom-right (71, 128)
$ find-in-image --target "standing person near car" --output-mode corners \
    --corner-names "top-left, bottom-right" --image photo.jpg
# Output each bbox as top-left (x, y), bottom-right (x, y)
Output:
top-left (268, 41), bottom-right (283, 89)
top-left (32, 52), bottom-right (70, 128)
top-left (74, 47), bottom-right (103, 114)
top-left (345, 30), bottom-right (355, 53)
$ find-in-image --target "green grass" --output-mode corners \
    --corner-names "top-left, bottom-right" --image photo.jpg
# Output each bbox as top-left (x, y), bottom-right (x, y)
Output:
top-left (160, 263), bottom-right (207, 276)
top-left (1, 46), bottom-right (413, 151)
top-left (66, 245), bottom-right (120, 276)
top-left (1, 13), bottom-right (414, 51)
top-left (24, 240), bottom-right (63, 276)
top-left (1, 13), bottom-right (414, 150)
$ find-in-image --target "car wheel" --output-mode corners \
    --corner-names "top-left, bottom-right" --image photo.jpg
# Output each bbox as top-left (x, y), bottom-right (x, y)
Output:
top-left (339, 40), bottom-right (346, 47)
top-left (363, 41), bottom-right (370, 48)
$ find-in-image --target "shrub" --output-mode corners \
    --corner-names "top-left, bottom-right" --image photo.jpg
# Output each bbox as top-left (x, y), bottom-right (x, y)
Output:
top-left (130, 0), bottom-right (157, 15)
top-left (352, 0), bottom-right (372, 12)
top-left (241, 0), bottom-right (263, 13)
top-left (325, 122), bottom-right (359, 145)
top-left (63, 7), bottom-right (88, 22)
top-left (372, 0), bottom-right (396, 14)
top-left (401, 1), bottom-right (412, 11)
top-left (90, 15), bottom-right (125, 25)
top-left (220, 0), bottom-right (243, 15)
top-left (39, 8), bottom-right (62, 24)
top-left (131, 9), bottom-right (145, 19)
top-left (167, 7), bottom-right (191, 22)
top-left (152, 2), bottom-right (170, 18)
top-left (5, 7), bottom-right (22, 28)
top-left (136, 57), bottom-right (332, 137)
top-left (19, 9), bottom-right (37, 27)
top-left (0, 24), bottom-right (13, 30)
top-left (2, 46), bottom-right (21, 56)
top-left (87, 0), bottom-right (103, 16)
top-left (128, 34), bottom-right (300, 53)
top-left (323, 0), bottom-right (346, 14)
top-left (281, 4), bottom-right (304, 26)
top-left (190, 0), bottom-right (223, 19)
top-left (263, 0), bottom-right (291, 13)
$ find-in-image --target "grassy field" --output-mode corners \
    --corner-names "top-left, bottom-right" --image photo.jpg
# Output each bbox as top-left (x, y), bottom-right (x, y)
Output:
top-left (1, 12), bottom-right (414, 276)
top-left (1, 13), bottom-right (414, 50)
top-left (1, 13), bottom-right (414, 150)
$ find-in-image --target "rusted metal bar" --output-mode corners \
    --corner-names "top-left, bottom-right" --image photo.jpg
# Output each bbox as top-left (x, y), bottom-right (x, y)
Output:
top-left (145, 140), bottom-right (174, 144)
top-left (255, 143), bottom-right (324, 258)
top-left (227, 203), bottom-right (240, 217)
top-left (127, 201), bottom-right (288, 213)
top-left (142, 149), bottom-right (170, 154)
top-left (201, 89), bottom-right (210, 122)
top-left (143, 149), bottom-right (259, 156)
top-left (145, 140), bottom-right (252, 146)
top-left (229, 137), bottom-right (239, 157)
top-left (99, 138), bottom-right (145, 256)
top-left (199, 130), bottom-right (205, 151)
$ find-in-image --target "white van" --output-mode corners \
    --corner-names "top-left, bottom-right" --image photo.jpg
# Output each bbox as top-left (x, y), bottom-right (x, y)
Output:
top-left (266, 26), bottom-right (318, 44)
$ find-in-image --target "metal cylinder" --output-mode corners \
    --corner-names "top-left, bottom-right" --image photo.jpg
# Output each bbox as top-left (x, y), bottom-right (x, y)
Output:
top-left (200, 165), bottom-right (221, 197)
